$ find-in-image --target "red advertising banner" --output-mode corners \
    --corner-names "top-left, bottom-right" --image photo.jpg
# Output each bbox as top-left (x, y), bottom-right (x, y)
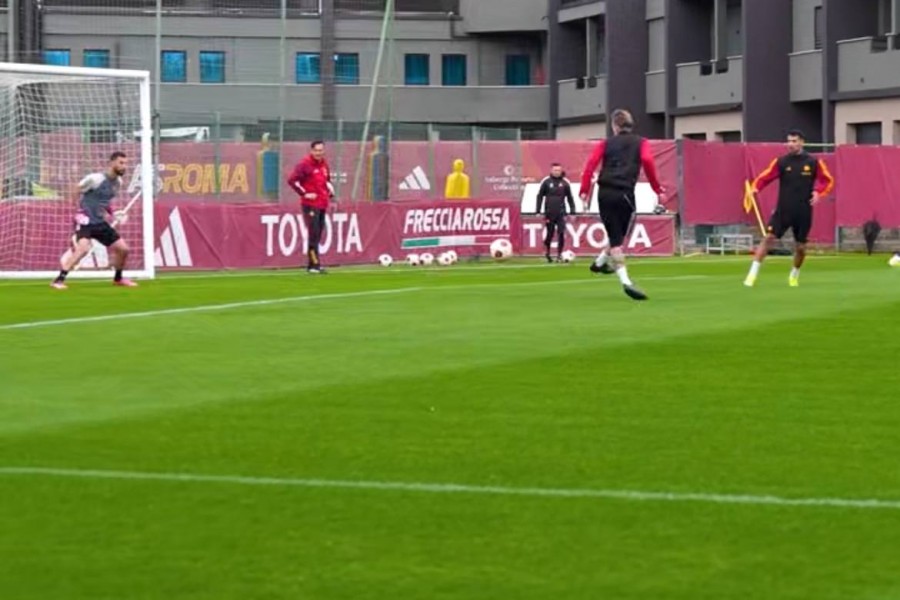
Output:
top-left (150, 200), bottom-right (676, 270)
top-left (152, 200), bottom-right (526, 270)
top-left (744, 144), bottom-right (836, 244)
top-left (682, 140), bottom-right (836, 243)
top-left (520, 215), bottom-right (676, 257)
top-left (835, 145), bottom-right (900, 228)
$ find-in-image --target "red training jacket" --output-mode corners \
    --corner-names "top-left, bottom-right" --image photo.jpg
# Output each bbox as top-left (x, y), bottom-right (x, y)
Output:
top-left (578, 138), bottom-right (663, 195)
top-left (287, 154), bottom-right (333, 210)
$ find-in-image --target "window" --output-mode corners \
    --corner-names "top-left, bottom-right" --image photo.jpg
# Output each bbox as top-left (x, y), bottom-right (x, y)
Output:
top-left (83, 49), bottom-right (110, 68)
top-left (296, 52), bottom-right (321, 84)
top-left (404, 54), bottom-right (430, 86)
top-left (505, 55), bottom-right (531, 86)
top-left (683, 133), bottom-right (707, 141)
top-left (199, 51), bottom-right (225, 83)
top-left (853, 122), bottom-right (882, 145)
top-left (717, 131), bottom-right (742, 143)
top-left (441, 54), bottom-right (466, 86)
top-left (43, 50), bottom-right (71, 66)
top-left (814, 6), bottom-right (823, 50)
top-left (334, 53), bottom-right (360, 85)
top-left (161, 51), bottom-right (187, 83)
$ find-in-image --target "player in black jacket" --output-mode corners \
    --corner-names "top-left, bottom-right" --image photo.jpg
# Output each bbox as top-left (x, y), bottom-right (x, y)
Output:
top-left (743, 129), bottom-right (835, 287)
top-left (579, 109), bottom-right (665, 301)
top-left (535, 164), bottom-right (576, 263)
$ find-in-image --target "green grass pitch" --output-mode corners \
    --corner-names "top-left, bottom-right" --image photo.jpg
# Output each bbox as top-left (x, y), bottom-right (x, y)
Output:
top-left (1, 256), bottom-right (899, 599)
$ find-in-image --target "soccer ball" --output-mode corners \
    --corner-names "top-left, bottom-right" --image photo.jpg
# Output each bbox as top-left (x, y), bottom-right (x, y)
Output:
top-left (406, 253), bottom-right (421, 266)
top-left (890, 253), bottom-right (900, 267)
top-left (378, 254), bottom-right (393, 267)
top-left (561, 250), bottom-right (576, 263)
top-left (420, 252), bottom-right (435, 266)
top-left (437, 252), bottom-right (453, 266)
top-left (446, 250), bottom-right (459, 264)
top-left (489, 239), bottom-right (514, 260)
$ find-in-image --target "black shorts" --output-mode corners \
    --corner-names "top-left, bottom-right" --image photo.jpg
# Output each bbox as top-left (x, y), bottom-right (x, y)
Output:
top-left (597, 187), bottom-right (636, 248)
top-left (545, 213), bottom-right (566, 228)
top-left (768, 203), bottom-right (812, 244)
top-left (75, 222), bottom-right (120, 247)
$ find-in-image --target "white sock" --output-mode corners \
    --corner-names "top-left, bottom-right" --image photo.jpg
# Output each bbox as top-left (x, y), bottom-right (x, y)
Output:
top-left (748, 261), bottom-right (761, 278)
top-left (790, 267), bottom-right (800, 279)
top-left (594, 250), bottom-right (608, 266)
top-left (616, 266), bottom-right (633, 286)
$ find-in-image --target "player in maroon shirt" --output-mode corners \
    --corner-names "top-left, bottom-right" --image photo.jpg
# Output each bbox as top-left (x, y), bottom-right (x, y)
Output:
top-left (287, 140), bottom-right (335, 274)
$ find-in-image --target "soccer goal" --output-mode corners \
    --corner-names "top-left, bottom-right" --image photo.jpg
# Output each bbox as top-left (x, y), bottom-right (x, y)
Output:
top-left (0, 62), bottom-right (154, 280)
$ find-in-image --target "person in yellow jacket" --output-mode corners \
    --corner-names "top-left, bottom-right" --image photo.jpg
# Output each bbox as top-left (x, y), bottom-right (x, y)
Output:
top-left (444, 158), bottom-right (470, 199)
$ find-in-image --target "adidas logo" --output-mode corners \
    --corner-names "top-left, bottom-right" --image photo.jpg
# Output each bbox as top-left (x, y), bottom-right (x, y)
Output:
top-left (154, 207), bottom-right (193, 267)
top-left (399, 166), bottom-right (431, 191)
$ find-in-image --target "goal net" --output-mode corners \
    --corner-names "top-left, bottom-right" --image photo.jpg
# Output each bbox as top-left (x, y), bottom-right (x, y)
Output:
top-left (0, 62), bottom-right (154, 279)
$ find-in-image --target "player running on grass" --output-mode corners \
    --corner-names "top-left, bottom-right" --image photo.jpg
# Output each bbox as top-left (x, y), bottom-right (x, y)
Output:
top-left (743, 129), bottom-right (835, 288)
top-left (287, 140), bottom-right (335, 275)
top-left (51, 151), bottom-right (136, 290)
top-left (579, 109), bottom-right (665, 301)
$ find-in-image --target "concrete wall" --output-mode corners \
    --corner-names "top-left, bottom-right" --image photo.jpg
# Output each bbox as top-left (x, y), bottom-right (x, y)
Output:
top-left (673, 110), bottom-right (742, 139)
top-left (790, 50), bottom-right (823, 102)
top-left (825, 0), bottom-right (882, 139)
top-left (834, 97), bottom-right (900, 144)
top-left (744, 0), bottom-right (819, 142)
top-left (558, 77), bottom-right (607, 119)
top-left (337, 85), bottom-right (549, 123)
top-left (556, 121), bottom-right (606, 140)
top-left (646, 70), bottom-right (666, 113)
top-left (460, 0), bottom-right (548, 33)
top-left (607, 0), bottom-right (661, 137)
top-left (559, 1), bottom-right (605, 23)
top-left (793, 0), bottom-right (823, 52)
top-left (646, 0), bottom-right (666, 19)
top-left (648, 17), bottom-right (665, 71)
top-left (41, 10), bottom-right (545, 126)
top-left (676, 56), bottom-right (742, 108)
top-left (837, 37), bottom-right (900, 93)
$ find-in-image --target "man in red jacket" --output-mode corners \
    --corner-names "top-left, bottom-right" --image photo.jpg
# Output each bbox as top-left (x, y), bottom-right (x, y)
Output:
top-left (287, 140), bottom-right (335, 274)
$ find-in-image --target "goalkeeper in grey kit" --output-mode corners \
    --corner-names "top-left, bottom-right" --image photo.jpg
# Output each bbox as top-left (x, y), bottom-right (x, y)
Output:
top-left (52, 151), bottom-right (137, 289)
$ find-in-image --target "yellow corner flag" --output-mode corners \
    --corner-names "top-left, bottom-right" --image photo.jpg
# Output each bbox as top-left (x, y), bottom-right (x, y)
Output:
top-left (743, 180), bottom-right (767, 237)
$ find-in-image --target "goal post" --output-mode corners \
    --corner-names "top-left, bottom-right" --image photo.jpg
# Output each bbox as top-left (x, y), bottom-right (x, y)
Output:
top-left (0, 62), bottom-right (154, 280)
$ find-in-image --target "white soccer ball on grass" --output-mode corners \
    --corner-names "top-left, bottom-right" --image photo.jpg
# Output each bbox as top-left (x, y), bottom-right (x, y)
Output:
top-left (890, 253), bottom-right (900, 267)
top-left (420, 252), bottom-right (435, 266)
top-left (489, 239), bottom-right (514, 261)
top-left (378, 254), bottom-right (393, 267)
top-left (561, 250), bottom-right (576, 263)
top-left (437, 252), bottom-right (453, 266)
top-left (406, 253), bottom-right (421, 266)
top-left (446, 250), bottom-right (459, 264)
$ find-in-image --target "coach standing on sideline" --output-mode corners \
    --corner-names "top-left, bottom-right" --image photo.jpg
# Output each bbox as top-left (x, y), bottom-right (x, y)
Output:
top-left (535, 163), bottom-right (576, 263)
top-left (287, 140), bottom-right (335, 274)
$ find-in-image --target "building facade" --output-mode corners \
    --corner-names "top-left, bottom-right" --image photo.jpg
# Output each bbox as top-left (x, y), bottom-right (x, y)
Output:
top-left (549, 0), bottom-right (900, 144)
top-left (2, 0), bottom-right (899, 143)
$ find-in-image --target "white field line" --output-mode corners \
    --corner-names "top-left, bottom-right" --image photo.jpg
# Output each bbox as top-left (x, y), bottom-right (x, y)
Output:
top-left (0, 255), bottom-right (843, 287)
top-left (0, 466), bottom-right (898, 511)
top-left (0, 276), bottom-right (708, 332)
top-left (0, 287), bottom-right (421, 331)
